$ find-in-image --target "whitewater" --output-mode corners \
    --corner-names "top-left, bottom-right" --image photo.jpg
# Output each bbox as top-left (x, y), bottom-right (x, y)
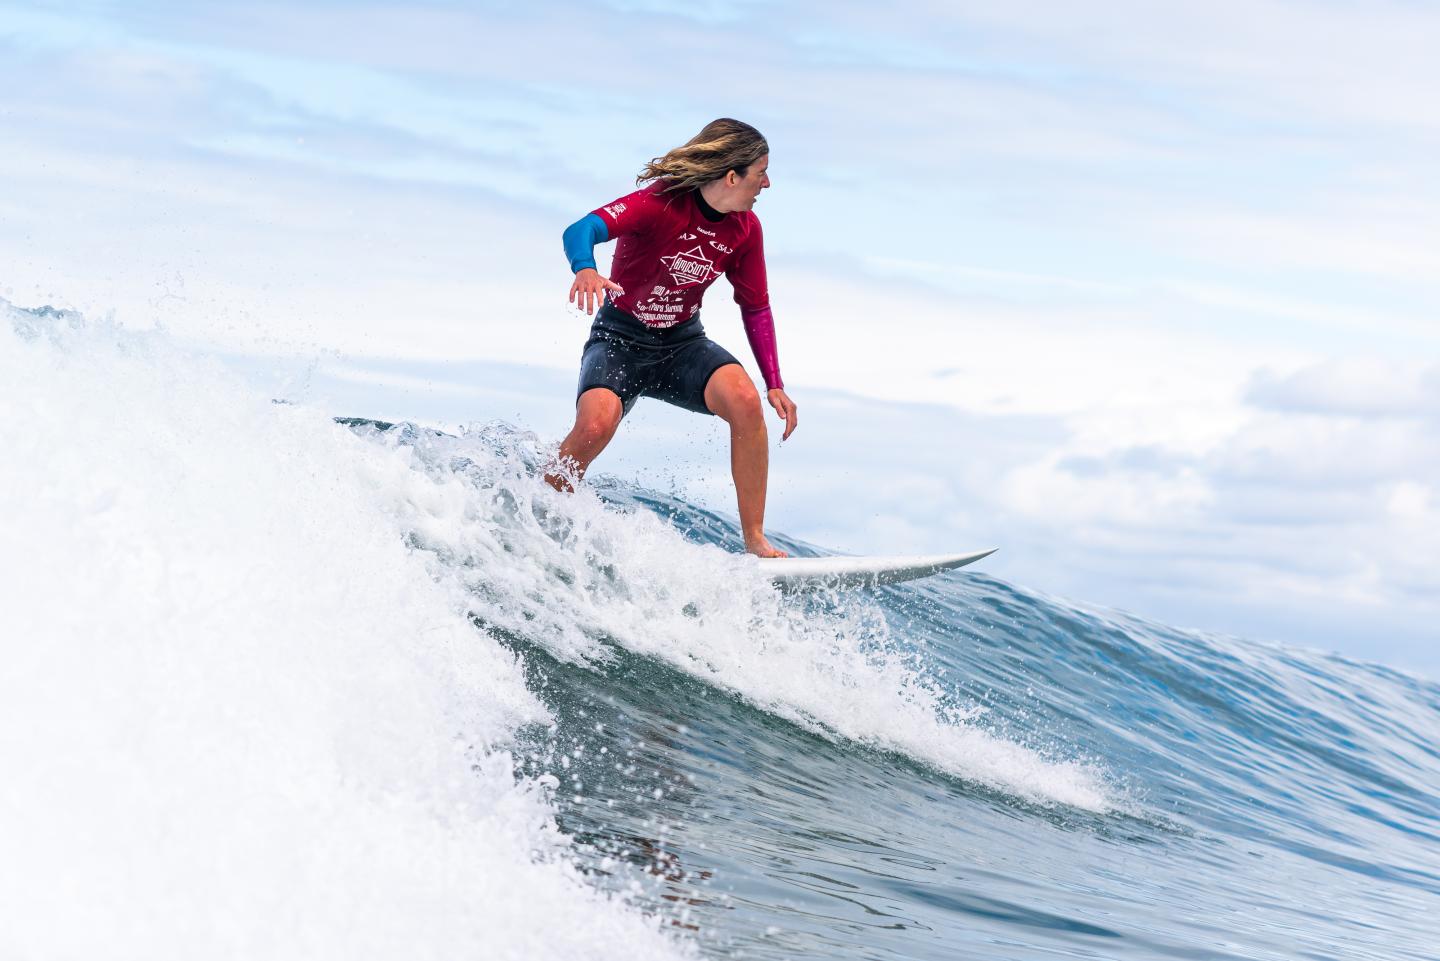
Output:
top-left (3, 299), bottom-right (1437, 960)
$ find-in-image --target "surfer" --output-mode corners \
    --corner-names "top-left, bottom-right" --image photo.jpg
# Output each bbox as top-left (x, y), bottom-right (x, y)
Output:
top-left (546, 118), bottom-right (797, 558)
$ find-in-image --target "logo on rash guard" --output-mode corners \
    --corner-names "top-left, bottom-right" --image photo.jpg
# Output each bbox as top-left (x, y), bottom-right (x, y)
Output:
top-left (604, 202), bottom-right (628, 218)
top-left (660, 246), bottom-right (716, 287)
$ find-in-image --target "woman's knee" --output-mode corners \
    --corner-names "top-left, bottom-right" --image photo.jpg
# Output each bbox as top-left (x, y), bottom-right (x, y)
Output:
top-left (575, 389), bottom-right (623, 440)
top-left (734, 390), bottom-right (765, 430)
top-left (708, 370), bottom-right (764, 428)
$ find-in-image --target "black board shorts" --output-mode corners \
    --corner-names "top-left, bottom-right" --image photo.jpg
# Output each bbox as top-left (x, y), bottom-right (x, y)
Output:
top-left (576, 303), bottom-right (741, 416)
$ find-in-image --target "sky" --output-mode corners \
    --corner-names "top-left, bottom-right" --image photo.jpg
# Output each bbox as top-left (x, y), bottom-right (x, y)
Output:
top-left (2, 0), bottom-right (1438, 674)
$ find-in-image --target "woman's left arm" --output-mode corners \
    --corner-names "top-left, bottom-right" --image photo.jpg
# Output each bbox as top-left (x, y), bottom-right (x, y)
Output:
top-left (729, 222), bottom-right (797, 440)
top-left (739, 303), bottom-right (797, 440)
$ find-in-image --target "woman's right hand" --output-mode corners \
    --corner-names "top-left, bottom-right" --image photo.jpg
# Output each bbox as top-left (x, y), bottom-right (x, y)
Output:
top-left (569, 268), bottom-right (625, 316)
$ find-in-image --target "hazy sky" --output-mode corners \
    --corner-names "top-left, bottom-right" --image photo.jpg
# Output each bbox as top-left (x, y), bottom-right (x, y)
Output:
top-left (3, 0), bottom-right (1438, 673)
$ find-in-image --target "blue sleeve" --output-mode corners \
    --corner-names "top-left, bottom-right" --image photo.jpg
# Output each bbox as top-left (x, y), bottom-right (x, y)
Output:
top-left (562, 213), bottom-right (610, 273)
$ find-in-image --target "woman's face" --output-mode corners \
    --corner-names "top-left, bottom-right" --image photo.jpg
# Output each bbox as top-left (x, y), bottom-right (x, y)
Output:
top-left (735, 154), bottom-right (770, 209)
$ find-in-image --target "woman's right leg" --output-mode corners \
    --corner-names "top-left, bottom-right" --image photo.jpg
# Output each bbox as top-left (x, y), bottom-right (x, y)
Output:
top-left (544, 387), bottom-right (624, 492)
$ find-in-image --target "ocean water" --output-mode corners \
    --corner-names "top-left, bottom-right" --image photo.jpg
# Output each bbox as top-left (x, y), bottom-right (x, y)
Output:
top-left (4, 300), bottom-right (1438, 959)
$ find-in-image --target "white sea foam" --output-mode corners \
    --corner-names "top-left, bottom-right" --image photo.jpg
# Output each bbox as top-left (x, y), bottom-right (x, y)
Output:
top-left (0, 305), bottom-right (688, 959)
top-left (385, 427), bottom-right (1113, 813)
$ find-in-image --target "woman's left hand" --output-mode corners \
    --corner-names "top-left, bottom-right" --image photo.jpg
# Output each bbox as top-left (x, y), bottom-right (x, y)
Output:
top-left (767, 388), bottom-right (797, 441)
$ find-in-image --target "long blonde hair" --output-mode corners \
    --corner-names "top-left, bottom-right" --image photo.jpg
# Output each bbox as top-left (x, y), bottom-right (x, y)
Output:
top-left (638, 118), bottom-right (769, 195)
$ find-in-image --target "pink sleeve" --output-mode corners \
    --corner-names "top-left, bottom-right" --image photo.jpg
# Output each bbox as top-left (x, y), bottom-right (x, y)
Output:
top-left (741, 304), bottom-right (783, 390)
top-left (590, 187), bottom-right (662, 238)
top-left (729, 219), bottom-right (781, 389)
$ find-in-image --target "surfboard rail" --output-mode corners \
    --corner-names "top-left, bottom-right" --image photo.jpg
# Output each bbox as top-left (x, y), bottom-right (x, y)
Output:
top-left (756, 548), bottom-right (997, 589)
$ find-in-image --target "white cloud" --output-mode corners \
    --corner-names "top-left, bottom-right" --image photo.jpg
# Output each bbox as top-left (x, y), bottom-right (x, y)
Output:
top-left (943, 0), bottom-right (1440, 134)
top-left (1246, 360), bottom-right (1440, 418)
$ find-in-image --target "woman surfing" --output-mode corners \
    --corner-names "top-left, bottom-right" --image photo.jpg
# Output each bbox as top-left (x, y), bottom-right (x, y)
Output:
top-left (546, 118), bottom-right (797, 558)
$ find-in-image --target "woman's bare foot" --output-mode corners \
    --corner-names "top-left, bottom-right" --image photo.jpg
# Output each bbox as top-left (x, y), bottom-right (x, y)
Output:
top-left (745, 534), bottom-right (789, 558)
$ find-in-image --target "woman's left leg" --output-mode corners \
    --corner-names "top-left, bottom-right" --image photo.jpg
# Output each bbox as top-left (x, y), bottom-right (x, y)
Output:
top-left (704, 364), bottom-right (788, 558)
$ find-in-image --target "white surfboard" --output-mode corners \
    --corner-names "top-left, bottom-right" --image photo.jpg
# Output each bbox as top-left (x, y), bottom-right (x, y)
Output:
top-left (757, 548), bottom-right (997, 589)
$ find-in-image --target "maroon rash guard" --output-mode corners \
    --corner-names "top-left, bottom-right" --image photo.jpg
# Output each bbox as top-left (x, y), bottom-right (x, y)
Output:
top-left (589, 184), bottom-right (783, 390)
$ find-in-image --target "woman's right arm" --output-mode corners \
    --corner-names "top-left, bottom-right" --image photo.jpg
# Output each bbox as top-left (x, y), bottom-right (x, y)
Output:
top-left (562, 213), bottom-right (625, 315)
top-left (563, 214), bottom-right (607, 273)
